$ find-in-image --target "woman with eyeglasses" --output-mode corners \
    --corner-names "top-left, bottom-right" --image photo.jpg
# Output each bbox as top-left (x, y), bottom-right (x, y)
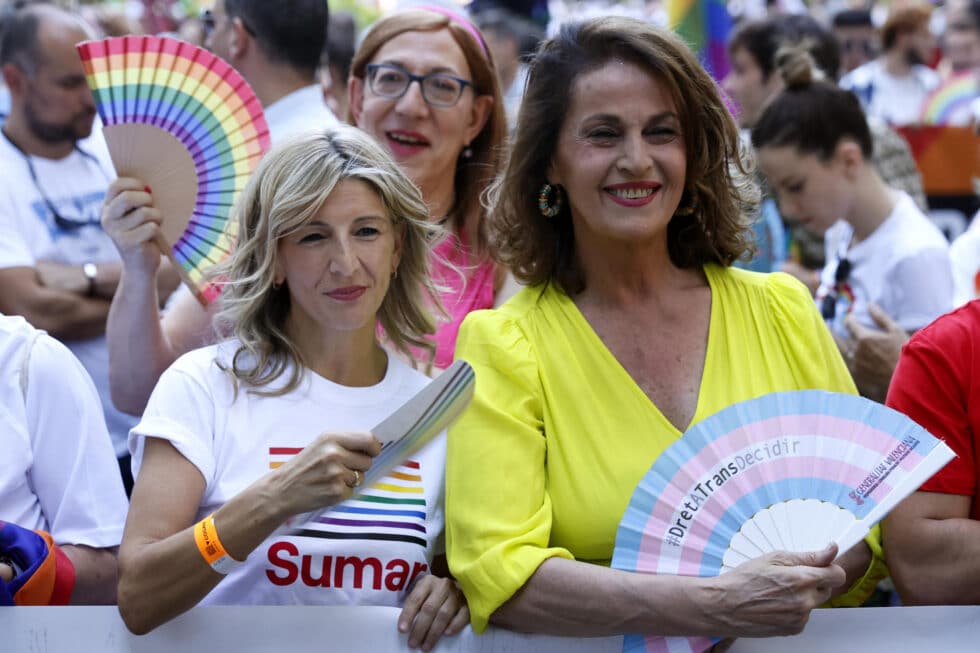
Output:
top-left (347, 6), bottom-right (509, 370)
top-left (100, 6), bottom-right (508, 417)
top-left (752, 46), bottom-right (954, 401)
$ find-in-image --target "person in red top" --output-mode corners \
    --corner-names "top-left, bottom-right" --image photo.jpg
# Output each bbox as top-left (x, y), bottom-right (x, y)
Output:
top-left (884, 300), bottom-right (980, 605)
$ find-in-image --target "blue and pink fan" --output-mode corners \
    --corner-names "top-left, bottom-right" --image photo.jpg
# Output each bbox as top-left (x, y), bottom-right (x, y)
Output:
top-left (612, 390), bottom-right (954, 653)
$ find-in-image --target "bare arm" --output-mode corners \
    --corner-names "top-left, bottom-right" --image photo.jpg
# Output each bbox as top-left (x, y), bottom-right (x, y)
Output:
top-left (883, 492), bottom-right (980, 604)
top-left (103, 178), bottom-right (213, 414)
top-left (490, 547), bottom-right (844, 639)
top-left (107, 274), bottom-right (212, 415)
top-left (118, 432), bottom-right (380, 635)
top-left (62, 544), bottom-right (119, 605)
top-left (0, 267), bottom-right (110, 339)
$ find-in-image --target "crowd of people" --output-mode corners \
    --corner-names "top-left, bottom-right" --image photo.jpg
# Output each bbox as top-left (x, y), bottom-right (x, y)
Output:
top-left (0, 0), bottom-right (978, 648)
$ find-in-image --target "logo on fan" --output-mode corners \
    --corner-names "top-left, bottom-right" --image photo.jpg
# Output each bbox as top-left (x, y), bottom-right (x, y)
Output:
top-left (851, 435), bottom-right (919, 502)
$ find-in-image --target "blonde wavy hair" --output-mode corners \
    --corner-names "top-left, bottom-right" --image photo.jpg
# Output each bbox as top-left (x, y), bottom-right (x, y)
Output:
top-left (212, 125), bottom-right (444, 396)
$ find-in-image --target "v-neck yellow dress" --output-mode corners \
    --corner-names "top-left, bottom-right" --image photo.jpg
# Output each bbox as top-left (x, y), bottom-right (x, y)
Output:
top-left (446, 265), bottom-right (882, 632)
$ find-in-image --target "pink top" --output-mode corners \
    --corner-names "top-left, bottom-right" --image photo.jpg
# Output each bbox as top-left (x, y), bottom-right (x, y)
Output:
top-left (429, 231), bottom-right (496, 368)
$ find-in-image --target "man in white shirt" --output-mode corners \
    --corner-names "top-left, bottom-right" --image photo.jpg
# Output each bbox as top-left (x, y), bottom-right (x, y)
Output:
top-left (0, 4), bottom-right (179, 490)
top-left (0, 313), bottom-right (128, 605)
top-left (201, 0), bottom-right (339, 142)
top-left (840, 3), bottom-right (940, 125)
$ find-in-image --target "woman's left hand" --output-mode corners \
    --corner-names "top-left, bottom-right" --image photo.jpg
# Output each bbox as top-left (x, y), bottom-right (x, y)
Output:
top-left (398, 574), bottom-right (469, 650)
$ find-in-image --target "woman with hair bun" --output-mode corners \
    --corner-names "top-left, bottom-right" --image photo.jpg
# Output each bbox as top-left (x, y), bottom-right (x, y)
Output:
top-left (752, 46), bottom-right (953, 401)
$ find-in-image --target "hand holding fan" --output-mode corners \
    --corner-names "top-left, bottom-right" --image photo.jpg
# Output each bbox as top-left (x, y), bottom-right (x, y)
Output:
top-left (276, 360), bottom-right (475, 536)
top-left (76, 36), bottom-right (271, 304)
top-left (611, 390), bottom-right (954, 653)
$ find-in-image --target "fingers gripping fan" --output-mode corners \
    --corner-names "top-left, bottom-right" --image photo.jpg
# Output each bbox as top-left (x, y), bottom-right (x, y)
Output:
top-left (611, 390), bottom-right (954, 653)
top-left (76, 36), bottom-right (271, 304)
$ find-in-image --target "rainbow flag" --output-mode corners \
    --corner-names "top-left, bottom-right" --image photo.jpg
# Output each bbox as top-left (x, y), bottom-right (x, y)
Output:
top-left (669, 0), bottom-right (732, 81)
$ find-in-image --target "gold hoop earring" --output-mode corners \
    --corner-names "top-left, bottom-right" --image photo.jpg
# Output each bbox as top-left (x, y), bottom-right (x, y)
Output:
top-left (674, 190), bottom-right (699, 217)
top-left (538, 183), bottom-right (564, 218)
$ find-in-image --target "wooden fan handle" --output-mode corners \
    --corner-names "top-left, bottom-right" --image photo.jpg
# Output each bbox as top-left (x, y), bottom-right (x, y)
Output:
top-left (153, 232), bottom-right (208, 307)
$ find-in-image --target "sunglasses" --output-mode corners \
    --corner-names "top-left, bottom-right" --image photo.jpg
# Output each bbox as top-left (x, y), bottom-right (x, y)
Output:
top-left (820, 257), bottom-right (852, 321)
top-left (841, 39), bottom-right (876, 56)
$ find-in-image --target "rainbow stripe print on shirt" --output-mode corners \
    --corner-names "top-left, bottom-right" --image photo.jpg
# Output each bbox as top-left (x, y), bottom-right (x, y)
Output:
top-left (269, 448), bottom-right (428, 548)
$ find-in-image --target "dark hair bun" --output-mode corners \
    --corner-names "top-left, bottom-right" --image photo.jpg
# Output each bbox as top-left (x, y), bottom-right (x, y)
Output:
top-left (775, 44), bottom-right (823, 90)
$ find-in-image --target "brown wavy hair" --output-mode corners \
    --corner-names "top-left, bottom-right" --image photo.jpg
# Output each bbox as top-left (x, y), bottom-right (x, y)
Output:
top-left (487, 17), bottom-right (757, 293)
top-left (348, 8), bottom-right (508, 252)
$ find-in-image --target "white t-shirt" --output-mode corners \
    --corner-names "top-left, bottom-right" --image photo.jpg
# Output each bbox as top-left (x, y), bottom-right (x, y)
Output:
top-left (0, 130), bottom-right (135, 456)
top-left (949, 212), bottom-right (980, 306)
top-left (817, 192), bottom-right (953, 337)
top-left (840, 60), bottom-right (940, 126)
top-left (0, 314), bottom-right (127, 547)
top-left (264, 85), bottom-right (340, 145)
top-left (130, 342), bottom-right (446, 606)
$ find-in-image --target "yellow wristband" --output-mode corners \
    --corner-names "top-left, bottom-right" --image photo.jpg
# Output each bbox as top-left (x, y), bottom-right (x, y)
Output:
top-left (193, 514), bottom-right (243, 575)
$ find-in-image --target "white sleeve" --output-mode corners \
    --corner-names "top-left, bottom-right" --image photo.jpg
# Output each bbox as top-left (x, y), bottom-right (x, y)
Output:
top-left (0, 179), bottom-right (35, 268)
top-left (130, 360), bottom-right (218, 490)
top-left (949, 229), bottom-right (980, 307)
top-left (889, 248), bottom-right (955, 331)
top-left (25, 333), bottom-right (128, 547)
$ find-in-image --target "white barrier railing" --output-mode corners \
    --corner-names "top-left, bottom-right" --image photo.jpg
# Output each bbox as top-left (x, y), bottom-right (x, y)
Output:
top-left (2, 604), bottom-right (978, 652)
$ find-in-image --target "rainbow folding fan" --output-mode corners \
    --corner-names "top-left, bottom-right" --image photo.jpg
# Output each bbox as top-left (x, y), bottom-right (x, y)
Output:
top-left (76, 36), bottom-right (271, 303)
top-left (611, 390), bottom-right (955, 653)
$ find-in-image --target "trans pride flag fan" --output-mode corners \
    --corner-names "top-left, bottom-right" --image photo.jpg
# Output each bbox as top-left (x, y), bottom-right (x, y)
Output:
top-left (0, 521), bottom-right (75, 605)
top-left (76, 36), bottom-right (271, 304)
top-left (612, 391), bottom-right (954, 653)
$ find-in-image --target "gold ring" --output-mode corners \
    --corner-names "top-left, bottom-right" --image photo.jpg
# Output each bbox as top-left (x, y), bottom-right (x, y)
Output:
top-left (351, 470), bottom-right (363, 488)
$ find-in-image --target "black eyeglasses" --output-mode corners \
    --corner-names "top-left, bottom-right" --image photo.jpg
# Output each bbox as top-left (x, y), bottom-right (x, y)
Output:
top-left (821, 257), bottom-right (852, 320)
top-left (199, 8), bottom-right (255, 39)
top-left (2, 128), bottom-right (110, 232)
top-left (365, 63), bottom-right (473, 108)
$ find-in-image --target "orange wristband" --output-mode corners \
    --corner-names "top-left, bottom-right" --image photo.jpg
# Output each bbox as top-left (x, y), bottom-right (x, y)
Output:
top-left (193, 514), bottom-right (243, 575)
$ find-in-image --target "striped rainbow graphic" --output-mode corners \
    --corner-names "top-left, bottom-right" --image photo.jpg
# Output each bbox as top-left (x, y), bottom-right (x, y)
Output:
top-left (270, 451), bottom-right (428, 546)
top-left (920, 71), bottom-right (979, 125)
top-left (274, 361), bottom-right (475, 539)
top-left (76, 35), bottom-right (270, 303)
top-left (612, 390), bottom-right (953, 653)
top-left (668, 0), bottom-right (732, 81)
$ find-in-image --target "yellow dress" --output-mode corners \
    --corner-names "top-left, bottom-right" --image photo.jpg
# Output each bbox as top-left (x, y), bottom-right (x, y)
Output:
top-left (446, 265), bottom-right (885, 632)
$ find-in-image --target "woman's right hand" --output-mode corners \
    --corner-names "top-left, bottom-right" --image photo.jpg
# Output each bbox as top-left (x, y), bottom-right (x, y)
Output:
top-left (101, 177), bottom-right (163, 277)
top-left (270, 431), bottom-right (382, 518)
top-left (700, 544), bottom-right (845, 638)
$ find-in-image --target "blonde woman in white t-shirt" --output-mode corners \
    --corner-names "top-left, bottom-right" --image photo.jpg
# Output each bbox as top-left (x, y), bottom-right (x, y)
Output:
top-left (752, 47), bottom-right (953, 401)
top-left (117, 126), bottom-right (468, 649)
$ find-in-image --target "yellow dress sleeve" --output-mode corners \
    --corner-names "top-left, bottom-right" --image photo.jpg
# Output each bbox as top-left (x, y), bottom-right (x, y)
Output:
top-left (766, 272), bottom-right (888, 605)
top-left (446, 307), bottom-right (574, 633)
top-left (766, 272), bottom-right (857, 394)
